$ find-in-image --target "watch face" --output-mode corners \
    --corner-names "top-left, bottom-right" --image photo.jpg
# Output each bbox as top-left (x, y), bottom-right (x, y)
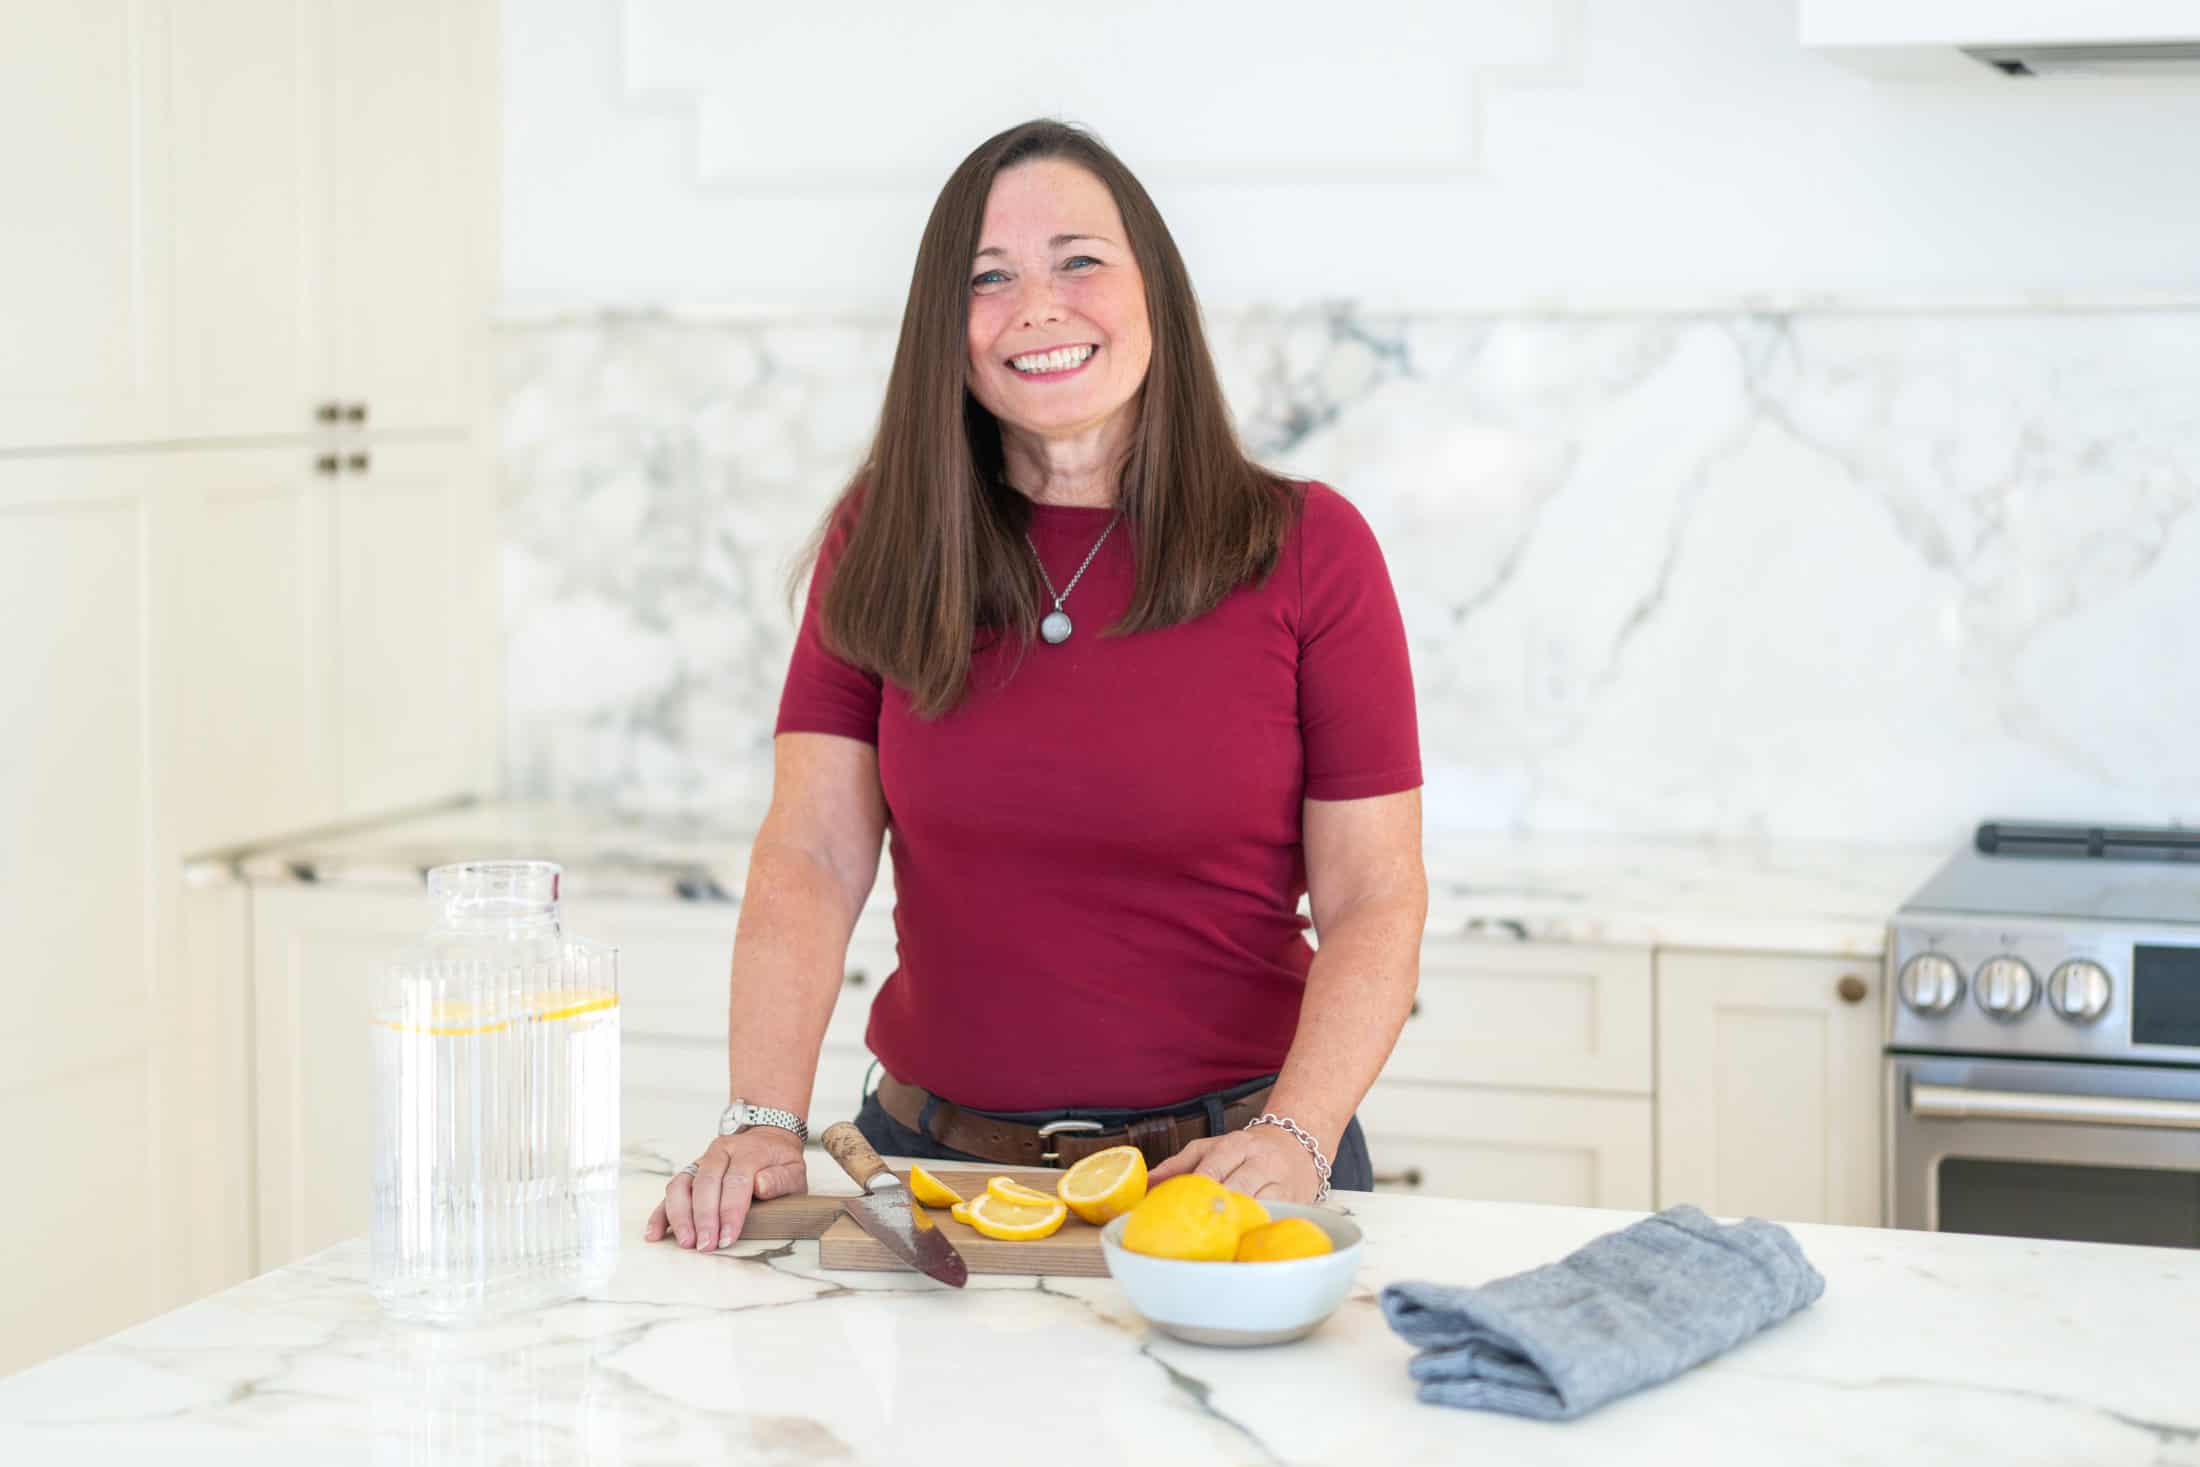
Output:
top-left (719, 1101), bottom-right (749, 1135)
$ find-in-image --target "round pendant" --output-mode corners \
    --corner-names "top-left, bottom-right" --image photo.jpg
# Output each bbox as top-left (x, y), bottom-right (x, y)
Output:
top-left (1040, 609), bottom-right (1073, 645)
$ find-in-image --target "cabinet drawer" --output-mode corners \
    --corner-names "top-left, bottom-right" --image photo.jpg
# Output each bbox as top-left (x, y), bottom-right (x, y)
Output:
top-left (1354, 1079), bottom-right (1653, 1210)
top-left (1386, 938), bottom-right (1652, 1093)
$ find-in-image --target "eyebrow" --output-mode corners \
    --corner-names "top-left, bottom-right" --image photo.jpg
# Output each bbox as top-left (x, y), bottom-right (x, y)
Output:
top-left (974, 233), bottom-right (1113, 261)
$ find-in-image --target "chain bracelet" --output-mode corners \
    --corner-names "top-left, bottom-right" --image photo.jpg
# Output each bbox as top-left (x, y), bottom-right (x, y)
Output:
top-left (1243, 1113), bottom-right (1334, 1204)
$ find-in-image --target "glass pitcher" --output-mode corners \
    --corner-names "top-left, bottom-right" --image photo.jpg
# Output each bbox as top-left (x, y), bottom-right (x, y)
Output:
top-left (370, 860), bottom-right (620, 1322)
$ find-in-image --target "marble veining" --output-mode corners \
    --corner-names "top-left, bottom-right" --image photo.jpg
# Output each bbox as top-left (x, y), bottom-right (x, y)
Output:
top-left (2, 1142), bottom-right (2194, 1464)
top-left (500, 307), bottom-right (2200, 843)
top-left (187, 798), bottom-right (1945, 957)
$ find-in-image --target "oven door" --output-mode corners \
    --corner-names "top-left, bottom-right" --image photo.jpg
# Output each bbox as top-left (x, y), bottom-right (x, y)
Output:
top-left (1889, 1054), bottom-right (2200, 1248)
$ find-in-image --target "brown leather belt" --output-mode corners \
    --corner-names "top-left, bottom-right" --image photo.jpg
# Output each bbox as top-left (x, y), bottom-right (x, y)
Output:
top-left (875, 1073), bottom-right (1275, 1171)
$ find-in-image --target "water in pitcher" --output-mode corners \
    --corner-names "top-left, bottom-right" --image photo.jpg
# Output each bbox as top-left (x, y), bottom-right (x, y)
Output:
top-left (370, 862), bottom-right (620, 1323)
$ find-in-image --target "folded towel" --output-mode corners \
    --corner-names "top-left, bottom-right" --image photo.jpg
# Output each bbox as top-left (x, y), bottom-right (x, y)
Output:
top-left (1379, 1204), bottom-right (1825, 1421)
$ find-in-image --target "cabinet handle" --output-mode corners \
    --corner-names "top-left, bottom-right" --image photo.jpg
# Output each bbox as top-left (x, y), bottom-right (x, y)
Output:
top-left (1374, 1167), bottom-right (1424, 1189)
top-left (844, 968), bottom-right (869, 988)
top-left (315, 453), bottom-right (340, 475)
top-left (1838, 974), bottom-right (1868, 1004)
top-left (315, 401), bottom-right (342, 424)
top-left (345, 402), bottom-right (368, 424)
top-left (346, 452), bottom-right (370, 473)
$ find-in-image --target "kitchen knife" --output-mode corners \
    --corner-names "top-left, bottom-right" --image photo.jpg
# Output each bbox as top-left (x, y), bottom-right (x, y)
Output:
top-left (818, 1122), bottom-right (970, 1288)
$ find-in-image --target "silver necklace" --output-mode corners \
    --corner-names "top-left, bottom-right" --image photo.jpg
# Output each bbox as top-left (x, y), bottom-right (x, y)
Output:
top-left (1024, 508), bottom-right (1123, 645)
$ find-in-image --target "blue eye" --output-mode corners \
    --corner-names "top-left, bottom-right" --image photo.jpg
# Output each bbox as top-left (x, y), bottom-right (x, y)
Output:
top-left (972, 257), bottom-right (1099, 290)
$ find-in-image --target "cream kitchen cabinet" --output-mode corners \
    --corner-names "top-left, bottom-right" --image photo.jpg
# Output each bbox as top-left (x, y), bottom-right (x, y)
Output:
top-left (1655, 948), bottom-right (1884, 1227)
top-left (1359, 1081), bottom-right (1656, 1209)
top-left (310, 0), bottom-right (498, 436)
top-left (0, 3), bottom-right (175, 450)
top-left (1368, 937), bottom-right (1656, 1208)
top-left (1391, 937), bottom-right (1653, 1092)
top-left (327, 437), bottom-right (498, 822)
top-left (0, 450), bottom-right (201, 1372)
top-left (165, 437), bottom-right (494, 855)
top-left (169, 446), bottom-right (332, 852)
top-left (172, 0), bottom-right (495, 438)
top-left (246, 881), bottom-right (889, 1271)
top-left (2, 0), bottom-right (494, 452)
top-left (166, 0), bottom-right (320, 440)
top-left (251, 885), bottom-right (421, 1267)
top-left (0, 0), bottom-right (498, 1371)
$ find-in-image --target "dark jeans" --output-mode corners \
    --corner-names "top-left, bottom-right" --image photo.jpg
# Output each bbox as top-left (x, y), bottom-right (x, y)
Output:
top-left (851, 1074), bottom-right (1375, 1193)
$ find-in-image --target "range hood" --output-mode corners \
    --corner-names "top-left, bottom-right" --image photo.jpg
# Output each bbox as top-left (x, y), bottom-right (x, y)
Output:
top-left (1801, 0), bottom-right (2200, 79)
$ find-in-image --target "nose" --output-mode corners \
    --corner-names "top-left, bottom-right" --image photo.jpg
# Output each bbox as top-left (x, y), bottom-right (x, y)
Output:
top-left (1014, 273), bottom-right (1065, 330)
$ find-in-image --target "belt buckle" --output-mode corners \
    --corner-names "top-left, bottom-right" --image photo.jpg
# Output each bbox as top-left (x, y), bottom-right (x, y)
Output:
top-left (1036, 1117), bottom-right (1105, 1165)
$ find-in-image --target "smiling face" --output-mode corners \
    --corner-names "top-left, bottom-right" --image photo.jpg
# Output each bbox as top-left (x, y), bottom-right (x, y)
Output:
top-left (965, 159), bottom-right (1152, 449)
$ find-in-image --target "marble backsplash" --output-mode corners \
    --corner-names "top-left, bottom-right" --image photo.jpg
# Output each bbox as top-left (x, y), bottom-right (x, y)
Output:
top-left (499, 307), bottom-right (2200, 843)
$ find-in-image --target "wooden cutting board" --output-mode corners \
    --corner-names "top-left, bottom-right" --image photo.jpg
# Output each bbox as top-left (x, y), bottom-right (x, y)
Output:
top-left (738, 1166), bottom-right (1110, 1277)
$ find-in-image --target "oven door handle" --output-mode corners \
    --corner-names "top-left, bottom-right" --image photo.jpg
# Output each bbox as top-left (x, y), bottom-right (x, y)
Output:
top-left (1910, 1082), bottom-right (2200, 1132)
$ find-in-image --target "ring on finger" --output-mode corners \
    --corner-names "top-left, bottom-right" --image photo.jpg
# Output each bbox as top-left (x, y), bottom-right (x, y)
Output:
top-left (675, 1162), bottom-right (700, 1179)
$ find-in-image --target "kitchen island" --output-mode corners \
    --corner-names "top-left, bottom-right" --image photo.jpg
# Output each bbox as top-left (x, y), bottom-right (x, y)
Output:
top-left (2, 1145), bottom-right (2193, 1465)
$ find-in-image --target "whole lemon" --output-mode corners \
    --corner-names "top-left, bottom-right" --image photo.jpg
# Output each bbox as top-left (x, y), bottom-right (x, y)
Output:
top-left (1120, 1176), bottom-right (1263, 1261)
top-left (1233, 1216), bottom-right (1334, 1262)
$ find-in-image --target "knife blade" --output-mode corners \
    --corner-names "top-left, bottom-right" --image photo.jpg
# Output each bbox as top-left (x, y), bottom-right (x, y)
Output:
top-left (818, 1121), bottom-right (969, 1288)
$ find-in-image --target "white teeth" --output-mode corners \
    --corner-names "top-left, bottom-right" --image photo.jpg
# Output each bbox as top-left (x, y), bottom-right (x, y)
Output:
top-left (1010, 344), bottom-right (1095, 374)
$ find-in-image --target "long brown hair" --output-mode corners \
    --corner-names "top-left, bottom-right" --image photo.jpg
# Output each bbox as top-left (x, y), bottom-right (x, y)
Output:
top-left (799, 118), bottom-right (1299, 718)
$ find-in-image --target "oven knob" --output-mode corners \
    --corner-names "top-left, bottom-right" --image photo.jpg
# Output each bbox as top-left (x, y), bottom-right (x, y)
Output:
top-left (1897, 953), bottom-right (1964, 1014)
top-left (2046, 959), bottom-right (2113, 1024)
top-left (1973, 956), bottom-right (2039, 1019)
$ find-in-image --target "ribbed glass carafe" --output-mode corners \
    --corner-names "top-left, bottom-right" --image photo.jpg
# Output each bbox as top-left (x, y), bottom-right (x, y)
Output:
top-left (370, 861), bottom-right (620, 1322)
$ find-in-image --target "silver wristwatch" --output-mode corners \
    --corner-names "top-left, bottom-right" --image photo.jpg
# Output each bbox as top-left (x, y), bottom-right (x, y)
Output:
top-left (718, 1097), bottom-right (808, 1143)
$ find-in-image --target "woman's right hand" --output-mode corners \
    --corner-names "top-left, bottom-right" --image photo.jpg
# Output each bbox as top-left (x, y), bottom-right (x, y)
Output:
top-left (645, 1126), bottom-right (810, 1252)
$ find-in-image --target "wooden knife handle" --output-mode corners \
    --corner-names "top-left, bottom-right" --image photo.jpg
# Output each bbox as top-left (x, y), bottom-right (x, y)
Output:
top-left (820, 1122), bottom-right (891, 1192)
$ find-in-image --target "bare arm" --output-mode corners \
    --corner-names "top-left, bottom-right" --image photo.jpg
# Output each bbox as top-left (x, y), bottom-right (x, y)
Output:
top-left (646, 732), bottom-right (887, 1250)
top-left (1265, 787), bottom-right (1427, 1161)
top-left (1150, 787), bottom-right (1427, 1201)
top-left (724, 732), bottom-right (888, 1113)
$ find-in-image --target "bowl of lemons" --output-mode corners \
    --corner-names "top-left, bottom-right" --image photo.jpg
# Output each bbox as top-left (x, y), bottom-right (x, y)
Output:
top-left (1099, 1173), bottom-right (1364, 1346)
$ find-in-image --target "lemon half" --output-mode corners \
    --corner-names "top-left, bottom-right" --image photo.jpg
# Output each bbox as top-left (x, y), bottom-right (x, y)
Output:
top-left (1056, 1144), bottom-right (1148, 1225)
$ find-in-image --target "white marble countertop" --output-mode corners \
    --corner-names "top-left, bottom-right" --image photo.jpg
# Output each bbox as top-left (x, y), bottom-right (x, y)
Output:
top-left (3, 1143), bottom-right (2193, 1465)
top-left (185, 798), bottom-right (1944, 957)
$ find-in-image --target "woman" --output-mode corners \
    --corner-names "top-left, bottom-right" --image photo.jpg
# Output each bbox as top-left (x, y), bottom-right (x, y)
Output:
top-left (647, 119), bottom-right (1426, 1254)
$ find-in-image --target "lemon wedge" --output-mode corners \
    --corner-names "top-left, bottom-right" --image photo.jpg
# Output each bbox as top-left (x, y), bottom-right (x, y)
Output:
top-left (907, 1164), bottom-right (964, 1209)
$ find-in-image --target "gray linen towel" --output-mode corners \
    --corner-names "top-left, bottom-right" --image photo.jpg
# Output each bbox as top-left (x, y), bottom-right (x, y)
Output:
top-left (1379, 1204), bottom-right (1825, 1420)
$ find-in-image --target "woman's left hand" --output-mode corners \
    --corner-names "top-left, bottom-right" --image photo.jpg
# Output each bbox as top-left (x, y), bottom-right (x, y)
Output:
top-left (1147, 1124), bottom-right (1321, 1204)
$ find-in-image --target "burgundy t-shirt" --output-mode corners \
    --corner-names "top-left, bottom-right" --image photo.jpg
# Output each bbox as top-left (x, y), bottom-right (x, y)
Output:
top-left (774, 480), bottom-right (1420, 1111)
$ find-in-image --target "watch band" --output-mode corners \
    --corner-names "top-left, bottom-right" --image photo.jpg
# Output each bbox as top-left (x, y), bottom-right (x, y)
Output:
top-left (719, 1097), bottom-right (808, 1143)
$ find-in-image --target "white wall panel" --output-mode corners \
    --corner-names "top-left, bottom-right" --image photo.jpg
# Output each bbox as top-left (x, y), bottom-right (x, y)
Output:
top-left (505, 0), bottom-right (2200, 312)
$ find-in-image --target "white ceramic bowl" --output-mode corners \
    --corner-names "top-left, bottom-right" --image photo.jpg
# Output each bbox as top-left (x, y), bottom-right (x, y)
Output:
top-left (1098, 1201), bottom-right (1364, 1346)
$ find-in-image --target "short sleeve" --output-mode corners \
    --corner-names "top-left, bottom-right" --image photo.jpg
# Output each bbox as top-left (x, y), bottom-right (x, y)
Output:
top-left (774, 508), bottom-right (884, 744)
top-left (1296, 484), bottom-right (1422, 801)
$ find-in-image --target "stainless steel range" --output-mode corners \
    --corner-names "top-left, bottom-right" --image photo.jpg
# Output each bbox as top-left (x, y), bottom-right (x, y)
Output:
top-left (1888, 822), bottom-right (2200, 1248)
